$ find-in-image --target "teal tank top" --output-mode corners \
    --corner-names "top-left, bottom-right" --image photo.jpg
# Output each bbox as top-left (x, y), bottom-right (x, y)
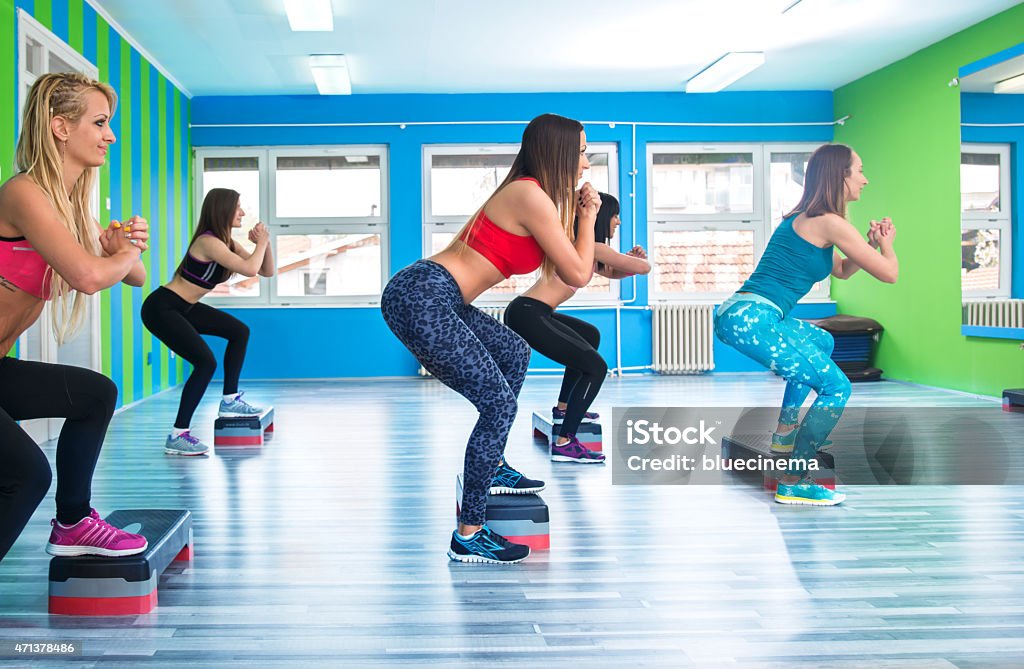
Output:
top-left (738, 213), bottom-right (833, 316)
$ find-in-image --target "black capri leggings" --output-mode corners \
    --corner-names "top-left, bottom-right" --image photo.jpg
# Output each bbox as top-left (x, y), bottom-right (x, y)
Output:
top-left (504, 296), bottom-right (607, 437)
top-left (141, 286), bottom-right (249, 429)
top-left (0, 357), bottom-right (118, 561)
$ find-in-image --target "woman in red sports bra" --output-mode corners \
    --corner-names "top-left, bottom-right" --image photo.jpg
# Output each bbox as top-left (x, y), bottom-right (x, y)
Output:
top-left (381, 113), bottom-right (601, 564)
top-left (0, 73), bottom-right (152, 562)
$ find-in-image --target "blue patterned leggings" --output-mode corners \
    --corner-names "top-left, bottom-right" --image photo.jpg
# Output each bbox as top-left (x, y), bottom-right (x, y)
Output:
top-left (714, 299), bottom-right (851, 474)
top-left (381, 260), bottom-right (530, 526)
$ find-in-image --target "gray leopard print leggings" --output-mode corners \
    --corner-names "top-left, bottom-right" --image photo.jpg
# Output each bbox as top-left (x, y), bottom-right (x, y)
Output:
top-left (381, 260), bottom-right (530, 526)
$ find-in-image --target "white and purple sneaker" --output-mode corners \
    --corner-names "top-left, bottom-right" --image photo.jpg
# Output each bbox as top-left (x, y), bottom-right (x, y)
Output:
top-left (219, 391), bottom-right (263, 417)
top-left (165, 431), bottom-right (209, 456)
top-left (550, 434), bottom-right (605, 464)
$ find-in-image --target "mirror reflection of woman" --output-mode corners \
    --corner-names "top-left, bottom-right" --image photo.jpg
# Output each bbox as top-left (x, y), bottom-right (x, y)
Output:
top-left (0, 73), bottom-right (149, 561)
top-left (715, 143), bottom-right (898, 506)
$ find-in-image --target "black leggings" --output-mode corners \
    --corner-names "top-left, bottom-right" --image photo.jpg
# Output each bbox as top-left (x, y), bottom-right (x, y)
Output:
top-left (141, 286), bottom-right (250, 429)
top-left (504, 296), bottom-right (607, 437)
top-left (0, 357), bottom-right (118, 561)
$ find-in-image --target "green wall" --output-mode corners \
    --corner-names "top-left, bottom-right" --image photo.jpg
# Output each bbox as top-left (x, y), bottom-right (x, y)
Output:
top-left (2, 0), bottom-right (192, 404)
top-left (833, 3), bottom-right (1024, 397)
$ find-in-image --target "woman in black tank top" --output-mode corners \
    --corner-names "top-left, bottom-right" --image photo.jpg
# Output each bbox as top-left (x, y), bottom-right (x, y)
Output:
top-left (141, 188), bottom-right (274, 456)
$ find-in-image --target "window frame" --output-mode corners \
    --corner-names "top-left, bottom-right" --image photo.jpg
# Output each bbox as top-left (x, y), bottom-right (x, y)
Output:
top-left (960, 143), bottom-right (1012, 300)
top-left (647, 142), bottom-right (827, 303)
top-left (194, 146), bottom-right (390, 308)
top-left (421, 142), bottom-right (621, 306)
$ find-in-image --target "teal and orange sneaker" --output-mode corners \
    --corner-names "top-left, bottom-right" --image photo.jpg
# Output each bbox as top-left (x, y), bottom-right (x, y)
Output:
top-left (770, 429), bottom-right (797, 453)
top-left (775, 480), bottom-right (846, 506)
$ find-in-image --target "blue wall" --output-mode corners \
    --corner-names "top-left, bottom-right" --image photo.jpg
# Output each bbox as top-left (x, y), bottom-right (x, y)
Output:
top-left (961, 92), bottom-right (1022, 299)
top-left (191, 91), bottom-right (836, 378)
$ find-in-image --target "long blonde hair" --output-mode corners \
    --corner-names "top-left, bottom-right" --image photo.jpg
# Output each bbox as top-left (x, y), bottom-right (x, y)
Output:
top-left (15, 72), bottom-right (117, 344)
top-left (450, 113), bottom-right (583, 277)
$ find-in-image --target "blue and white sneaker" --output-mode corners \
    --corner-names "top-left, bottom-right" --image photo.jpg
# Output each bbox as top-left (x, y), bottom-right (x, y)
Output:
top-left (775, 479), bottom-right (846, 506)
top-left (164, 431), bottom-right (209, 457)
top-left (219, 392), bottom-right (263, 417)
top-left (448, 524), bottom-right (530, 564)
top-left (490, 460), bottom-right (545, 495)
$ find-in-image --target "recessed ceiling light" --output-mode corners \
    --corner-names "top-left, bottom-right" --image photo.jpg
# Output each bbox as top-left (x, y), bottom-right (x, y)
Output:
top-left (686, 52), bottom-right (766, 94)
top-left (994, 71), bottom-right (1024, 94)
top-left (310, 55), bottom-right (351, 95)
top-left (285, 0), bottom-right (334, 32)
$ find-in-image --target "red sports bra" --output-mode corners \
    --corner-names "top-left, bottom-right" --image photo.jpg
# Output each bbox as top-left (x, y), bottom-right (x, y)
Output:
top-left (459, 177), bottom-right (545, 278)
top-left (0, 235), bottom-right (52, 300)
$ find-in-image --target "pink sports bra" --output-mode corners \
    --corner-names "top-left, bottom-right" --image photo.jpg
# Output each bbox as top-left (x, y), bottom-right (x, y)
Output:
top-left (0, 235), bottom-right (52, 300)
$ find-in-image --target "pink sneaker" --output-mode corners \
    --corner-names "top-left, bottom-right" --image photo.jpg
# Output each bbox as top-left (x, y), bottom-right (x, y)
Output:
top-left (46, 509), bottom-right (148, 557)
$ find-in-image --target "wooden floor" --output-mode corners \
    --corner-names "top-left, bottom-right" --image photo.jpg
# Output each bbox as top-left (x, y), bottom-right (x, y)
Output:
top-left (2, 373), bottom-right (1024, 668)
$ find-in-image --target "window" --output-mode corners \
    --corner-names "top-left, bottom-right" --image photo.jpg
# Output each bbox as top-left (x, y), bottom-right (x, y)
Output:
top-left (648, 143), bottom-right (826, 302)
top-left (961, 144), bottom-right (1011, 298)
top-left (194, 146), bottom-right (389, 306)
top-left (423, 144), bottom-right (619, 304)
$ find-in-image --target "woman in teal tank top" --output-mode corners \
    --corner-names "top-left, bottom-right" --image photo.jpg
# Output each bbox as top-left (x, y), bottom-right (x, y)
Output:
top-left (715, 143), bottom-right (899, 506)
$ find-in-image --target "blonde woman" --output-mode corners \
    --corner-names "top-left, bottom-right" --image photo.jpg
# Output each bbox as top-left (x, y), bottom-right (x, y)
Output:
top-left (0, 73), bottom-right (149, 560)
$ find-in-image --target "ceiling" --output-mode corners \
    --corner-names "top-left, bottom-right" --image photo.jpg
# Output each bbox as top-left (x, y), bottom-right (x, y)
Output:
top-left (91, 0), bottom-right (1023, 97)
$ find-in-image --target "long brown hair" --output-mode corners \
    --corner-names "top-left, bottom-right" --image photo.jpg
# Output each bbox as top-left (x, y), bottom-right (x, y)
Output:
top-left (188, 188), bottom-right (238, 248)
top-left (16, 72), bottom-right (117, 344)
top-left (450, 113), bottom-right (584, 276)
top-left (785, 143), bottom-right (854, 219)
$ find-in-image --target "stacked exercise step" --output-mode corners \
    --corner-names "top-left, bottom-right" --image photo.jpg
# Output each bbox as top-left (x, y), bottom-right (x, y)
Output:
top-left (48, 510), bottom-right (193, 615)
top-left (214, 406), bottom-right (275, 448)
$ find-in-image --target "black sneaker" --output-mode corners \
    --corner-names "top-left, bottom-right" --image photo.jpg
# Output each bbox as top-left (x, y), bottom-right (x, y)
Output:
top-left (490, 460), bottom-right (545, 495)
top-left (448, 525), bottom-right (530, 564)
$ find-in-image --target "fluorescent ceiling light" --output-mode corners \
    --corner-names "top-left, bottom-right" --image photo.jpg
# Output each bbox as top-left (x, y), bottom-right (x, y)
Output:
top-left (310, 55), bottom-right (351, 95)
top-left (285, 0), bottom-right (334, 32)
top-left (686, 52), bottom-right (766, 93)
top-left (994, 72), bottom-right (1024, 94)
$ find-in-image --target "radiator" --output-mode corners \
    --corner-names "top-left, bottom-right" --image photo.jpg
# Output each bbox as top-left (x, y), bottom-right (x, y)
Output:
top-left (651, 304), bottom-right (716, 373)
top-left (418, 305), bottom-right (508, 376)
top-left (963, 299), bottom-right (1024, 329)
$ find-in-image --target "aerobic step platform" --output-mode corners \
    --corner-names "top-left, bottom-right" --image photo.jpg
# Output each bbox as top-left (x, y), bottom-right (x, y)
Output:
top-left (721, 433), bottom-right (836, 491)
top-left (455, 474), bottom-right (550, 550)
top-left (48, 509), bottom-right (192, 615)
top-left (531, 412), bottom-right (602, 452)
top-left (214, 407), bottom-right (274, 447)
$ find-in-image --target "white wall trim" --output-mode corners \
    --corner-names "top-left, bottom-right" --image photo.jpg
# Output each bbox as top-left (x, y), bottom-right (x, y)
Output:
top-left (86, 0), bottom-right (192, 98)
